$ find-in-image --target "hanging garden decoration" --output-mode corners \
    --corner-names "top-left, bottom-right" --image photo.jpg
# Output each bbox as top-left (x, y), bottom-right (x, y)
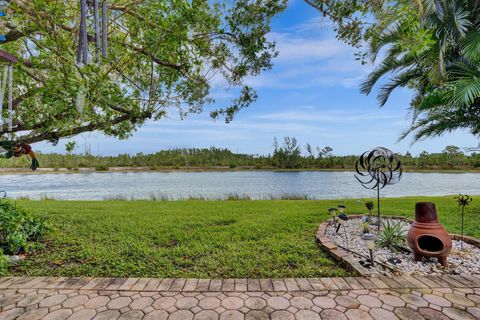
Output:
top-left (0, 50), bottom-right (39, 171)
top-left (0, 141), bottom-right (39, 170)
top-left (354, 147), bottom-right (403, 230)
top-left (77, 0), bottom-right (108, 65)
top-left (0, 2), bottom-right (6, 42)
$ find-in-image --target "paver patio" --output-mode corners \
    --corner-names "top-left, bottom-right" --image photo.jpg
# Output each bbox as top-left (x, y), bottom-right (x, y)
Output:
top-left (0, 275), bottom-right (479, 319)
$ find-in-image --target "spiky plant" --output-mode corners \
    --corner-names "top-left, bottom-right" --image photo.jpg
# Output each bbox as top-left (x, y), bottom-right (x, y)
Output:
top-left (378, 220), bottom-right (407, 252)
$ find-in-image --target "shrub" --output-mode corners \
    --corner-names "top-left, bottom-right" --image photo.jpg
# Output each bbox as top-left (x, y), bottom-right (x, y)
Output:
top-left (0, 201), bottom-right (50, 255)
top-left (95, 165), bottom-right (109, 171)
top-left (0, 251), bottom-right (8, 276)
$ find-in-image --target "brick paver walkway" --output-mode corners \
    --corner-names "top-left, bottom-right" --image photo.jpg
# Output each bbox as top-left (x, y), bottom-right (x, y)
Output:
top-left (0, 275), bottom-right (479, 319)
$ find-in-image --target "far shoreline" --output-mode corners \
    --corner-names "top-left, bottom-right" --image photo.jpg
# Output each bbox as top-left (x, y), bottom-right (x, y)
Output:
top-left (1, 166), bottom-right (479, 175)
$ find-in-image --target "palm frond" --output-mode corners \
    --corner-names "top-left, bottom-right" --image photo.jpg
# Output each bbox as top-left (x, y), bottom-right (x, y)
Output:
top-left (461, 31), bottom-right (480, 61)
top-left (376, 69), bottom-right (422, 106)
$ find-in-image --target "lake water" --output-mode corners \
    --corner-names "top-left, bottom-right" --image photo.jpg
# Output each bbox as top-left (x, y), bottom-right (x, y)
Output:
top-left (1, 171), bottom-right (479, 200)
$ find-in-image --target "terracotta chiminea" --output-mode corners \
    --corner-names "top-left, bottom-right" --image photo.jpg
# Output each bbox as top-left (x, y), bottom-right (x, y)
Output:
top-left (407, 202), bottom-right (452, 266)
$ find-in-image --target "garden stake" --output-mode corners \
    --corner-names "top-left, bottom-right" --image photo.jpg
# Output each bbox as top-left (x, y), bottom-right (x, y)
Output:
top-left (454, 194), bottom-right (473, 250)
top-left (355, 147), bottom-right (403, 231)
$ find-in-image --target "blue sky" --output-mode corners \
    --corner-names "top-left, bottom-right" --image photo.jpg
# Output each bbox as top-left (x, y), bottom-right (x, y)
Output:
top-left (37, 1), bottom-right (478, 156)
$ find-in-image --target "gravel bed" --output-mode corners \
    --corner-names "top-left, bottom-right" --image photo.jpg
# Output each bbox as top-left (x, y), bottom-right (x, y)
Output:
top-left (325, 217), bottom-right (480, 276)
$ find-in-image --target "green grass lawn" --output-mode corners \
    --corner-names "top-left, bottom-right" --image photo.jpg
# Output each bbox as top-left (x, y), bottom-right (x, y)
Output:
top-left (11, 196), bottom-right (480, 278)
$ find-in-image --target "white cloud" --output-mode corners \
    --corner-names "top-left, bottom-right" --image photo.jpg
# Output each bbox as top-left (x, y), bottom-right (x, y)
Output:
top-left (270, 33), bottom-right (346, 62)
top-left (292, 17), bottom-right (332, 32)
top-left (254, 109), bottom-right (402, 122)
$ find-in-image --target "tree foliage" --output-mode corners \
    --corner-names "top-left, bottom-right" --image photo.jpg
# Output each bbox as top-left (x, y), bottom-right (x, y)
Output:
top-left (307, 0), bottom-right (480, 142)
top-left (0, 0), bottom-right (286, 145)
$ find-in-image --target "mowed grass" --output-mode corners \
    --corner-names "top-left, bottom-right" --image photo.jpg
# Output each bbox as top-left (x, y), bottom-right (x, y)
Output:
top-left (11, 196), bottom-right (480, 278)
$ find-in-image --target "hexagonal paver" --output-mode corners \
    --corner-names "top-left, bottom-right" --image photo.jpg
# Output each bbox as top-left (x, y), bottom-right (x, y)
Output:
top-left (0, 294), bottom-right (25, 307)
top-left (399, 294), bottom-right (428, 308)
top-left (312, 296), bottom-right (336, 309)
top-left (153, 297), bottom-right (176, 309)
top-left (358, 295), bottom-right (382, 308)
top-left (345, 309), bottom-right (373, 320)
top-left (442, 308), bottom-right (475, 320)
top-left (222, 297), bottom-right (244, 310)
top-left (336, 296), bottom-right (360, 309)
top-left (39, 294), bottom-right (68, 308)
top-left (16, 308), bottom-right (48, 320)
top-left (107, 297), bottom-right (132, 310)
top-left (378, 294), bottom-right (405, 307)
top-left (393, 308), bottom-right (425, 320)
top-left (369, 308), bottom-right (398, 320)
top-left (63, 294), bottom-right (89, 308)
top-left (0, 308), bottom-right (24, 320)
top-left (43, 309), bottom-right (73, 320)
top-left (417, 308), bottom-right (450, 320)
top-left (271, 310), bottom-right (295, 320)
top-left (145, 310), bottom-right (169, 320)
top-left (170, 310), bottom-right (194, 320)
top-left (245, 310), bottom-right (269, 320)
top-left (194, 310), bottom-right (219, 320)
top-left (85, 296), bottom-right (110, 309)
top-left (422, 294), bottom-right (451, 308)
top-left (466, 307), bottom-right (480, 319)
top-left (199, 297), bottom-right (221, 310)
top-left (92, 310), bottom-right (121, 320)
top-left (219, 310), bottom-right (244, 320)
top-left (320, 309), bottom-right (347, 320)
top-left (245, 297), bottom-right (267, 310)
top-left (17, 294), bottom-right (46, 307)
top-left (444, 294), bottom-right (475, 307)
top-left (118, 310), bottom-right (144, 320)
top-left (130, 297), bottom-right (154, 310)
top-left (176, 297), bottom-right (198, 309)
top-left (296, 310), bottom-right (321, 320)
top-left (290, 297), bottom-right (313, 309)
top-left (267, 297), bottom-right (290, 310)
top-left (68, 309), bottom-right (97, 320)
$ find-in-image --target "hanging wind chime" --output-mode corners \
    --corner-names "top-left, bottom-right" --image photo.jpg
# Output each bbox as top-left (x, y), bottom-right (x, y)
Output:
top-left (77, 0), bottom-right (108, 65)
top-left (76, 0), bottom-right (108, 113)
top-left (0, 8), bottom-right (39, 171)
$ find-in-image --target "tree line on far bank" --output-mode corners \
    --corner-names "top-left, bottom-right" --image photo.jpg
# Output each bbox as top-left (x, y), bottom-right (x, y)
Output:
top-left (0, 137), bottom-right (478, 171)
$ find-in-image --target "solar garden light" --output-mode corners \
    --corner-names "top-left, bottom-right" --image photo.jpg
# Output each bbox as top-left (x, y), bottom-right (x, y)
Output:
top-left (361, 233), bottom-right (377, 266)
top-left (336, 213), bottom-right (348, 233)
top-left (328, 208), bottom-right (338, 228)
top-left (338, 204), bottom-right (346, 213)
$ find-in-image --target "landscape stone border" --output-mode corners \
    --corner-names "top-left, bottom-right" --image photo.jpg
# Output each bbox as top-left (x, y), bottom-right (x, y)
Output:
top-left (315, 215), bottom-right (480, 277)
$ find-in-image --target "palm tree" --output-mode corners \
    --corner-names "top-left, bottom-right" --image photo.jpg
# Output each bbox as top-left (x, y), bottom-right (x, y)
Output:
top-left (361, 0), bottom-right (480, 142)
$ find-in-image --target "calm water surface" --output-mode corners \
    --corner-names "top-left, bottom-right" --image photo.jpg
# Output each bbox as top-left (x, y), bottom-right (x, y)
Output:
top-left (1, 171), bottom-right (479, 200)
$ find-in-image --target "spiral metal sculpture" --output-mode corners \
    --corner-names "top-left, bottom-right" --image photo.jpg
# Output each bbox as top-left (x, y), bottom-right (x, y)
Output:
top-left (354, 147), bottom-right (402, 190)
top-left (354, 147), bottom-right (403, 230)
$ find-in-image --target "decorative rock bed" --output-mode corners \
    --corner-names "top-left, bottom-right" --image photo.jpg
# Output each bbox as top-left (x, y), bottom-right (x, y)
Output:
top-left (316, 215), bottom-right (480, 276)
